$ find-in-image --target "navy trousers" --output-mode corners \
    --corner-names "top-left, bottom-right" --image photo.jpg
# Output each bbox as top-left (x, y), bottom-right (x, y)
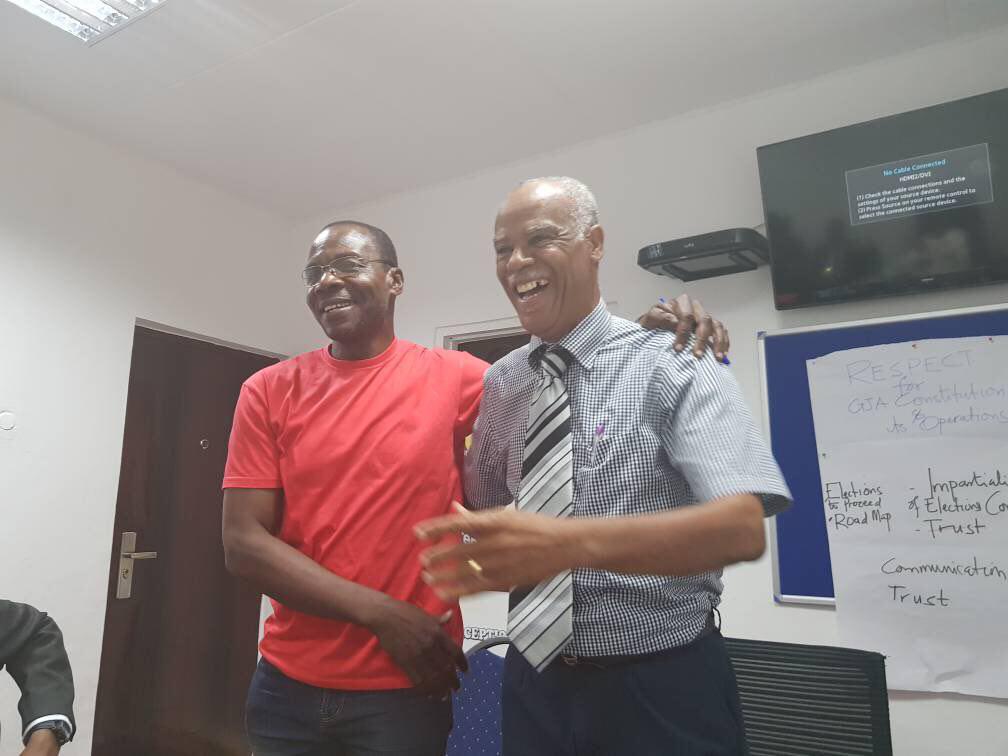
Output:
top-left (502, 631), bottom-right (748, 756)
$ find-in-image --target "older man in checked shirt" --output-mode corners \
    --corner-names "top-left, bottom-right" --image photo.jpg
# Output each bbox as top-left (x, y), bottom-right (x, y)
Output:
top-left (417, 177), bottom-right (792, 755)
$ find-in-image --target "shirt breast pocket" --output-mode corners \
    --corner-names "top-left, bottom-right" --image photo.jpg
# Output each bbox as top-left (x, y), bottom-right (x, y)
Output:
top-left (574, 428), bottom-right (662, 517)
top-left (576, 424), bottom-right (661, 474)
top-left (577, 429), bottom-right (628, 470)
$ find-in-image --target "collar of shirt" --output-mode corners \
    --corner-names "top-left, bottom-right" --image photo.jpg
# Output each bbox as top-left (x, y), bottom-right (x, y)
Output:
top-left (527, 299), bottom-right (612, 372)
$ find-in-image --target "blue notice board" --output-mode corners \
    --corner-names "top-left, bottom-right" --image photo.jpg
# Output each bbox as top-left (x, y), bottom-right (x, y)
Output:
top-left (758, 304), bottom-right (1008, 603)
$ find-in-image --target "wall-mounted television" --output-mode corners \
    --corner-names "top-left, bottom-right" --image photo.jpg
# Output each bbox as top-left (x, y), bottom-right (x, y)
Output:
top-left (757, 88), bottom-right (1007, 310)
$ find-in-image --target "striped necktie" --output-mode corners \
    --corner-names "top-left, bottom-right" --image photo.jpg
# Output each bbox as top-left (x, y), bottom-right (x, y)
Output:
top-left (508, 345), bottom-right (575, 672)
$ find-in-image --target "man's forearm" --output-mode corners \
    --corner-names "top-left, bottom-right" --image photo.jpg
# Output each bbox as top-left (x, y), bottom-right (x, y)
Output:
top-left (22, 727), bottom-right (60, 756)
top-left (225, 529), bottom-right (391, 629)
top-left (567, 494), bottom-right (766, 576)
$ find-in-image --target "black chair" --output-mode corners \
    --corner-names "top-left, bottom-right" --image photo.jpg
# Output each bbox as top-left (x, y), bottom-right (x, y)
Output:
top-left (725, 636), bottom-right (893, 756)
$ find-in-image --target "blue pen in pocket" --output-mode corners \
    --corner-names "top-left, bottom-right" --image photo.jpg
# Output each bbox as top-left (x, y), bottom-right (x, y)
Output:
top-left (588, 421), bottom-right (606, 466)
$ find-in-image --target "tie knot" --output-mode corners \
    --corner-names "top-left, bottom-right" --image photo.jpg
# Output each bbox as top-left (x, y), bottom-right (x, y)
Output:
top-left (534, 346), bottom-right (573, 379)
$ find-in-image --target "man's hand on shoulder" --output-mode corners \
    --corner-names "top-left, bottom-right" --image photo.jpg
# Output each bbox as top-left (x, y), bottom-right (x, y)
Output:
top-left (22, 728), bottom-right (60, 756)
top-left (636, 293), bottom-right (730, 361)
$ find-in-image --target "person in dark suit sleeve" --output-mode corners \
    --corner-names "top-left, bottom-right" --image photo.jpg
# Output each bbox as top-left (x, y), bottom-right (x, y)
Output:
top-left (1, 600), bottom-right (75, 755)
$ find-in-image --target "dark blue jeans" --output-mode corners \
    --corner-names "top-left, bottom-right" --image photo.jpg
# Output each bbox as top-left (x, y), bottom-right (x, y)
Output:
top-left (246, 658), bottom-right (452, 756)
top-left (502, 631), bottom-right (748, 756)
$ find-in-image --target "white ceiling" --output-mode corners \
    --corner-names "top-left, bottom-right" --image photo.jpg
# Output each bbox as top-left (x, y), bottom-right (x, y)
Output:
top-left (2, 0), bottom-right (1007, 220)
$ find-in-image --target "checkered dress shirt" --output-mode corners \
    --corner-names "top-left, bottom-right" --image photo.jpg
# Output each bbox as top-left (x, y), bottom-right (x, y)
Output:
top-left (465, 300), bottom-right (792, 656)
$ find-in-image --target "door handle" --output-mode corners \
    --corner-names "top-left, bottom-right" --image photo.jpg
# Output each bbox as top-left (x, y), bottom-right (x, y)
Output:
top-left (116, 532), bottom-right (158, 599)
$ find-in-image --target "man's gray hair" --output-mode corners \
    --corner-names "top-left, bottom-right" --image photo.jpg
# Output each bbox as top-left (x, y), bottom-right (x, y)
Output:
top-left (518, 176), bottom-right (599, 237)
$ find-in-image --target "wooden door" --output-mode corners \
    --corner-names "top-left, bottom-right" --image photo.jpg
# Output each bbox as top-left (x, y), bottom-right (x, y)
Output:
top-left (92, 325), bottom-right (279, 756)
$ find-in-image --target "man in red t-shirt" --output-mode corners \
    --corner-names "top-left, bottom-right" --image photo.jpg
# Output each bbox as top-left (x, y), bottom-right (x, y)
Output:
top-left (222, 220), bottom-right (727, 755)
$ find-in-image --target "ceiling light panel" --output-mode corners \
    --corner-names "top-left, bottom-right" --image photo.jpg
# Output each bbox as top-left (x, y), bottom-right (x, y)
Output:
top-left (4, 0), bottom-right (165, 44)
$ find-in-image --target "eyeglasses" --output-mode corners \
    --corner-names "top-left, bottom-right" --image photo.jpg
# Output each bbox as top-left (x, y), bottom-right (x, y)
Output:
top-left (301, 257), bottom-right (394, 287)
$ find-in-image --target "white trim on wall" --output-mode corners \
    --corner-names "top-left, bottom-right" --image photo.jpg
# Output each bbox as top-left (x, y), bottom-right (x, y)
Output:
top-left (434, 299), bottom-right (623, 349)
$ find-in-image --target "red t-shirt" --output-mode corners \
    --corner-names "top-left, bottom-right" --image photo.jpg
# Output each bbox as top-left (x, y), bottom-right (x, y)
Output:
top-left (223, 339), bottom-right (487, 690)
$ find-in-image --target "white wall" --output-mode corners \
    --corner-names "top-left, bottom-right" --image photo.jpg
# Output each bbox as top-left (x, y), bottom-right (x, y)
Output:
top-left (0, 97), bottom-right (313, 753)
top-left (294, 29), bottom-right (1008, 755)
top-left (3, 24), bottom-right (1007, 756)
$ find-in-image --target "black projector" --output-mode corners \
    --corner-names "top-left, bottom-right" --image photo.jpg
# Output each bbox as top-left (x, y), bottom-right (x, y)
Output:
top-left (637, 228), bottom-right (769, 282)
